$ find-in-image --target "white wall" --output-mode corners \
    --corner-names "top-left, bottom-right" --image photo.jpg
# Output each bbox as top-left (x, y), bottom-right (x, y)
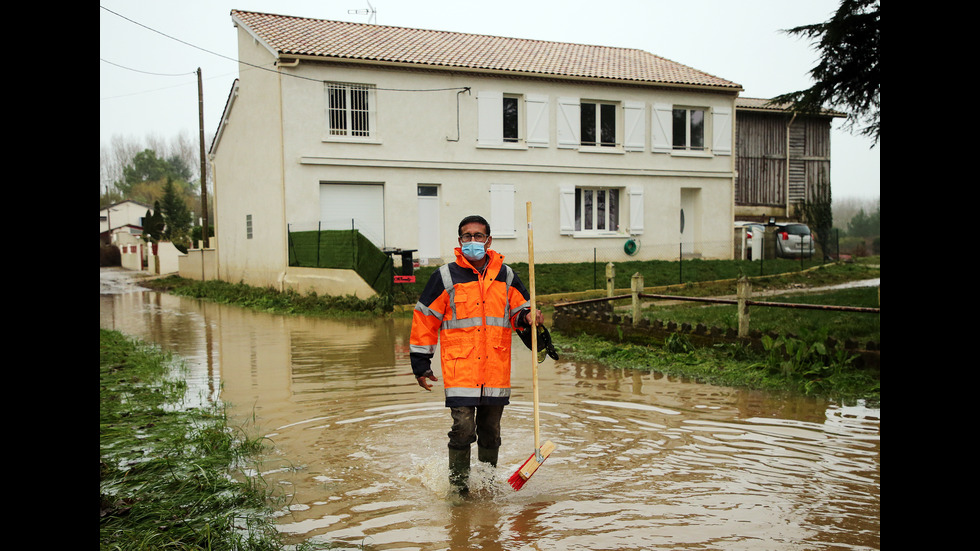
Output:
top-left (275, 60), bottom-right (736, 263)
top-left (211, 31), bottom-right (289, 289)
top-left (212, 25), bottom-right (737, 294)
top-left (101, 201), bottom-right (149, 233)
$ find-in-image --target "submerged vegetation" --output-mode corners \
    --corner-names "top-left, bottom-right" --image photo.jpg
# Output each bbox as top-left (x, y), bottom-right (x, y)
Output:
top-left (100, 329), bottom-right (289, 550)
top-left (553, 261), bottom-right (880, 403)
top-left (554, 329), bottom-right (879, 404)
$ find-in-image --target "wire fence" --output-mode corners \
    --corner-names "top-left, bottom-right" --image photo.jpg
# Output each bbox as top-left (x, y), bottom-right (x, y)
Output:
top-left (287, 218), bottom-right (872, 303)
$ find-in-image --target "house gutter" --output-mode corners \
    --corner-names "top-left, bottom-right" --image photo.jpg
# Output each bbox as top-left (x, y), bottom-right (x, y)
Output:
top-left (275, 55), bottom-right (744, 94)
top-left (730, 95), bottom-right (738, 259)
top-left (276, 61), bottom-right (289, 292)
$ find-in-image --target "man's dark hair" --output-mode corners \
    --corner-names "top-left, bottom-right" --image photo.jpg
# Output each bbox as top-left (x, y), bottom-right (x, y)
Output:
top-left (458, 215), bottom-right (490, 236)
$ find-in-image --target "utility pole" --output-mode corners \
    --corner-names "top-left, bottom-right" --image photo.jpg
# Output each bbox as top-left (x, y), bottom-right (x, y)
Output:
top-left (197, 67), bottom-right (210, 248)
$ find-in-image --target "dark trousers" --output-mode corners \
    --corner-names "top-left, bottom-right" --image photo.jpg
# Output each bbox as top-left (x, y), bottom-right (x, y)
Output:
top-left (448, 405), bottom-right (504, 450)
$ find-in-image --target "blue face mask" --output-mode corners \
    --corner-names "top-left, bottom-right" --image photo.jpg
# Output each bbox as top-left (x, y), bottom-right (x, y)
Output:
top-left (461, 241), bottom-right (486, 262)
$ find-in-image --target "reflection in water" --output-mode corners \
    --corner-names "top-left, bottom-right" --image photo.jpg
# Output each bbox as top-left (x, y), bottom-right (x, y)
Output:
top-left (101, 276), bottom-right (879, 550)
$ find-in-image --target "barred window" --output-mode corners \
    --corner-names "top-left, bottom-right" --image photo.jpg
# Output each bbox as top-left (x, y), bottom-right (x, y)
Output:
top-left (326, 83), bottom-right (374, 138)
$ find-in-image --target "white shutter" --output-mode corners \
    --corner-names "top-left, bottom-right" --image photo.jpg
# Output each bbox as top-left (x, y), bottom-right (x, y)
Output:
top-left (624, 101), bottom-right (645, 151)
top-left (629, 185), bottom-right (644, 235)
top-left (557, 97), bottom-right (580, 149)
top-left (712, 106), bottom-right (732, 156)
top-left (489, 184), bottom-right (516, 237)
top-left (652, 103), bottom-right (673, 153)
top-left (559, 185), bottom-right (576, 234)
top-left (525, 94), bottom-right (549, 147)
top-left (478, 91), bottom-right (503, 146)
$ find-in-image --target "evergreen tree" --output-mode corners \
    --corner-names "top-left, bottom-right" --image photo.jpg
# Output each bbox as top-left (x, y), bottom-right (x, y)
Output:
top-left (772, 0), bottom-right (880, 144)
top-left (160, 178), bottom-right (192, 253)
top-left (143, 204), bottom-right (165, 244)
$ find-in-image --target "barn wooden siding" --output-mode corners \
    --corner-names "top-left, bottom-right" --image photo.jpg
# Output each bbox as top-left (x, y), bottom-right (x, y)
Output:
top-left (735, 110), bottom-right (832, 209)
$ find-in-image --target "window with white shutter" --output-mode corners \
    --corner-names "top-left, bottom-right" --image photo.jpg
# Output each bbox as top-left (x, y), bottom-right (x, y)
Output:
top-left (525, 94), bottom-right (549, 147)
top-left (712, 106), bottom-right (732, 156)
top-left (557, 97), bottom-right (580, 149)
top-left (489, 184), bottom-right (516, 238)
top-left (477, 91), bottom-right (504, 146)
top-left (624, 101), bottom-right (645, 152)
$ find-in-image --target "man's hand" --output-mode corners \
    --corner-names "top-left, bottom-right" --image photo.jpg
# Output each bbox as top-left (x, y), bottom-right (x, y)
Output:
top-left (417, 370), bottom-right (438, 391)
top-left (525, 309), bottom-right (544, 327)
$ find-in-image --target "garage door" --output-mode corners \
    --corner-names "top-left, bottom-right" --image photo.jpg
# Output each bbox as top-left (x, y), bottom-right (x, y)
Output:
top-left (319, 183), bottom-right (385, 247)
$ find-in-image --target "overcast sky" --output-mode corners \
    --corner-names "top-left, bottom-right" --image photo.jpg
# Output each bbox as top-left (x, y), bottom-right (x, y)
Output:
top-left (100, 0), bottom-right (880, 199)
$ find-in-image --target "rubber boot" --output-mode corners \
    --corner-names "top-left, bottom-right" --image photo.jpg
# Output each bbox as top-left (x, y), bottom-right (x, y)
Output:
top-left (477, 445), bottom-right (498, 467)
top-left (448, 447), bottom-right (471, 495)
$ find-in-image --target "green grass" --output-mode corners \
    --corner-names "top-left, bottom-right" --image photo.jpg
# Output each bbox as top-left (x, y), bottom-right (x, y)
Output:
top-left (546, 259), bottom-right (880, 403)
top-left (100, 329), bottom-right (297, 550)
top-left (642, 285), bottom-right (880, 345)
top-left (145, 275), bottom-right (393, 317)
top-left (392, 257), bottom-right (880, 305)
top-left (553, 329), bottom-right (880, 404)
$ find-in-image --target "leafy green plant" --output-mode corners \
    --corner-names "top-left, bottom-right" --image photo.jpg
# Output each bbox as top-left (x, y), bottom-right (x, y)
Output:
top-left (665, 332), bottom-right (694, 354)
top-left (760, 331), bottom-right (861, 396)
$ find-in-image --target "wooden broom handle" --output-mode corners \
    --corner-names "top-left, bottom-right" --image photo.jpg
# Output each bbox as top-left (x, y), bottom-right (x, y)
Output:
top-left (527, 202), bottom-right (540, 452)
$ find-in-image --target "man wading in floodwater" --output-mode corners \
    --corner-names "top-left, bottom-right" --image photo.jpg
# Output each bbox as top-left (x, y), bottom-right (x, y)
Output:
top-left (410, 215), bottom-right (542, 495)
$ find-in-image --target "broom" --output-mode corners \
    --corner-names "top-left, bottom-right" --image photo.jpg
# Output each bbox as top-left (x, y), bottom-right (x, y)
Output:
top-left (508, 202), bottom-right (556, 491)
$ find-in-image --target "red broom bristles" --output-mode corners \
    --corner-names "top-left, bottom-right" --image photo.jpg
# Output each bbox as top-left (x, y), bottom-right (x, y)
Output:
top-left (507, 454), bottom-right (536, 491)
top-left (508, 440), bottom-right (555, 491)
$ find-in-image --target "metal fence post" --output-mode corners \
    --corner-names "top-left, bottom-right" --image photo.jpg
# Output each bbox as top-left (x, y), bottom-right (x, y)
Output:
top-left (678, 243), bottom-right (683, 284)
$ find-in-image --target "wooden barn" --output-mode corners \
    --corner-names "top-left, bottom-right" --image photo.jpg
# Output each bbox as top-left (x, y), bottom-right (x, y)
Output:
top-left (734, 97), bottom-right (846, 221)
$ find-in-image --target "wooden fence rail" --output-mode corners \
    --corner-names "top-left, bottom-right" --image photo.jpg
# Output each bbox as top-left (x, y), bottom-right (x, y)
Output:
top-left (554, 274), bottom-right (879, 339)
top-left (638, 293), bottom-right (880, 313)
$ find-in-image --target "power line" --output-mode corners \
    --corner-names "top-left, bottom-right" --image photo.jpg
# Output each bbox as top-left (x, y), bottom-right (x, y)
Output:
top-left (100, 58), bottom-right (194, 77)
top-left (100, 5), bottom-right (470, 93)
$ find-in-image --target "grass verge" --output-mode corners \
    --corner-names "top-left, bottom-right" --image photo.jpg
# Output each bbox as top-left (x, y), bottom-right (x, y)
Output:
top-left (143, 275), bottom-right (393, 317)
top-left (100, 329), bottom-right (293, 550)
top-left (392, 256), bottom-right (880, 305)
top-left (639, 285), bottom-right (880, 345)
top-left (553, 330), bottom-right (879, 405)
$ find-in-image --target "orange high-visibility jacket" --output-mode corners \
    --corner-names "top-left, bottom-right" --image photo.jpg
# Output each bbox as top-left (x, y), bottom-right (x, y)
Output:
top-left (410, 248), bottom-right (531, 407)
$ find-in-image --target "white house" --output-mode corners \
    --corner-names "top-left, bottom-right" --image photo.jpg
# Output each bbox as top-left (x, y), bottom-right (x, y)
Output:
top-left (100, 200), bottom-right (150, 243)
top-left (210, 10), bottom-right (743, 296)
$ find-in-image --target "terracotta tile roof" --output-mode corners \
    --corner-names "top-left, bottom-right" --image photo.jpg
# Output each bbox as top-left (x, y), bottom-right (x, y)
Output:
top-left (736, 97), bottom-right (846, 117)
top-left (231, 10), bottom-right (741, 90)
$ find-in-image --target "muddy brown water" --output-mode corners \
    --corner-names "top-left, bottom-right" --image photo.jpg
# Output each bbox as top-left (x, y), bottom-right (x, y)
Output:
top-left (100, 269), bottom-right (879, 550)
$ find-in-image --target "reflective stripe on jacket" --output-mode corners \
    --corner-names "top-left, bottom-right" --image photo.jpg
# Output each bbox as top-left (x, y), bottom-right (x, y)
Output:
top-left (410, 248), bottom-right (531, 407)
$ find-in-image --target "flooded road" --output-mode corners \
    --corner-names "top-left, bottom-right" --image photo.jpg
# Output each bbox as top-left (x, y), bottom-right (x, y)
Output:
top-left (100, 269), bottom-right (880, 550)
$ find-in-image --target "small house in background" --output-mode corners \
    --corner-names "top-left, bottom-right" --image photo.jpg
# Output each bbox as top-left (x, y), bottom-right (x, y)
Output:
top-left (734, 97), bottom-right (846, 221)
top-left (100, 200), bottom-right (150, 244)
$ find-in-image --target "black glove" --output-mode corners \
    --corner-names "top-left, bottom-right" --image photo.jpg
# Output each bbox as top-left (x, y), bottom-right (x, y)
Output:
top-left (516, 324), bottom-right (559, 363)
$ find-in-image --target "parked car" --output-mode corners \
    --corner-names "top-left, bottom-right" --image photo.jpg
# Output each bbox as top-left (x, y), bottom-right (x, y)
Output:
top-left (775, 223), bottom-right (815, 258)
